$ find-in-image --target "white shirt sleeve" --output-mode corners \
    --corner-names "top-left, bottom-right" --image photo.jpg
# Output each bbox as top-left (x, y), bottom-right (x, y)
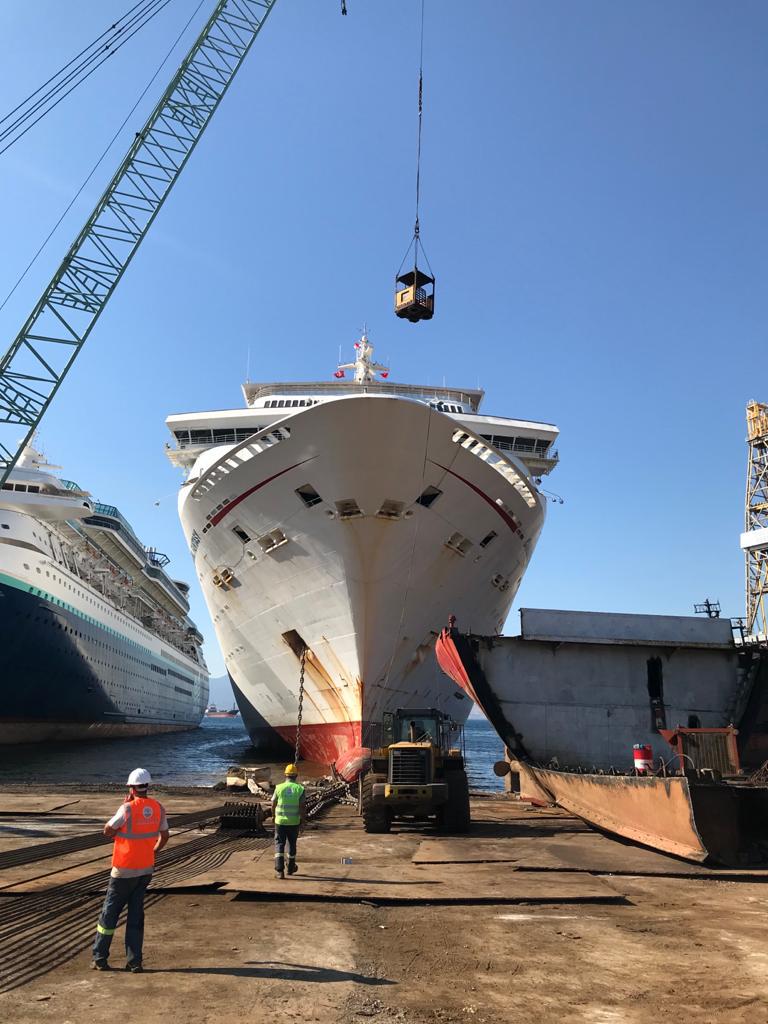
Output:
top-left (107, 803), bottom-right (129, 830)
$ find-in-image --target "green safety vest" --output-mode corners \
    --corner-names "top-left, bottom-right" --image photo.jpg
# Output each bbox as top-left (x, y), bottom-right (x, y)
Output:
top-left (274, 780), bottom-right (304, 826)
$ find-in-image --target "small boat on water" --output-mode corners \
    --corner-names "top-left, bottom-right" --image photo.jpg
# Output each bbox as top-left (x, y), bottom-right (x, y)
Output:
top-left (205, 704), bottom-right (240, 718)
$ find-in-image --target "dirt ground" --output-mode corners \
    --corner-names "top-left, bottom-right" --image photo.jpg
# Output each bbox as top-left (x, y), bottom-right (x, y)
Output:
top-left (1, 794), bottom-right (767, 1024)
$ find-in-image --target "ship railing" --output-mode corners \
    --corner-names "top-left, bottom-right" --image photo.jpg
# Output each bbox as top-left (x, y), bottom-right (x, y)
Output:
top-left (480, 437), bottom-right (560, 463)
top-left (244, 380), bottom-right (481, 408)
top-left (173, 427), bottom-right (258, 450)
top-left (55, 524), bottom-right (200, 664)
top-left (143, 564), bottom-right (190, 613)
top-left (87, 503), bottom-right (148, 560)
top-left (191, 425), bottom-right (292, 502)
top-left (452, 428), bottom-right (540, 509)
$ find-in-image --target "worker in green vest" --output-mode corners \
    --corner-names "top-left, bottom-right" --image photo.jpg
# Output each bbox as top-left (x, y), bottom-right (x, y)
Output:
top-left (271, 764), bottom-right (306, 879)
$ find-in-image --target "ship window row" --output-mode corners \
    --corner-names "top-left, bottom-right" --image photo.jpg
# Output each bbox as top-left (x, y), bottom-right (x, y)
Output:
top-left (1, 483), bottom-right (41, 492)
top-left (10, 611), bottom-right (189, 691)
top-left (37, 567), bottom-right (136, 629)
top-left (26, 575), bottom-right (188, 673)
top-left (14, 611), bottom-right (164, 672)
top-left (168, 668), bottom-right (195, 686)
top-left (429, 401), bottom-right (464, 413)
top-left (263, 399), bottom-right (318, 409)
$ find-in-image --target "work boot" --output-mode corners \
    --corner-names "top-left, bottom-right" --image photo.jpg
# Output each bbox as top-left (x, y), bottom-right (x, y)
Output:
top-left (287, 862), bottom-right (298, 876)
top-left (275, 869), bottom-right (285, 879)
top-left (125, 962), bottom-right (143, 973)
top-left (91, 959), bottom-right (111, 971)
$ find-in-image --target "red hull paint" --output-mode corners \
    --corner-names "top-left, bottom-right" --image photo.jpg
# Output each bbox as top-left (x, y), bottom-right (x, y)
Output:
top-left (274, 720), bottom-right (363, 765)
top-left (435, 628), bottom-right (479, 703)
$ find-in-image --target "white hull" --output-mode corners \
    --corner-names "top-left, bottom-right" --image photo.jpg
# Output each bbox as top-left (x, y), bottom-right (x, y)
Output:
top-left (179, 395), bottom-right (546, 763)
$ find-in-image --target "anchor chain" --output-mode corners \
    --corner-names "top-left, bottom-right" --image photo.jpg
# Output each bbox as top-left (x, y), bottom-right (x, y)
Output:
top-left (294, 646), bottom-right (306, 766)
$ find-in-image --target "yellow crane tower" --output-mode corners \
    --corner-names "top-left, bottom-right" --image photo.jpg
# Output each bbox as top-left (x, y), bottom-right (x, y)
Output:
top-left (742, 401), bottom-right (768, 636)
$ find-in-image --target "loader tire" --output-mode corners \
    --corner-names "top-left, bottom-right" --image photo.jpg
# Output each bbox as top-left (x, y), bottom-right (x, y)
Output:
top-left (361, 773), bottom-right (390, 834)
top-left (439, 769), bottom-right (471, 833)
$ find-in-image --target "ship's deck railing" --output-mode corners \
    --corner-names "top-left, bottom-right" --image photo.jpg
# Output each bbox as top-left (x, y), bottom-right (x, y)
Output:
top-left (452, 428), bottom-right (539, 509)
top-left (479, 434), bottom-right (560, 463)
top-left (173, 427), bottom-right (257, 450)
top-left (143, 563), bottom-right (190, 613)
top-left (85, 503), bottom-right (148, 564)
top-left (191, 426), bottom-right (292, 513)
top-left (242, 379), bottom-right (484, 412)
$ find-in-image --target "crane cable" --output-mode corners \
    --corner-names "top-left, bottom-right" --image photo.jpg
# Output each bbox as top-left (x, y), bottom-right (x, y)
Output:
top-left (0, 0), bottom-right (206, 318)
top-left (414, 0), bottom-right (425, 242)
top-left (397, 0), bottom-right (434, 280)
top-left (0, 0), bottom-right (175, 159)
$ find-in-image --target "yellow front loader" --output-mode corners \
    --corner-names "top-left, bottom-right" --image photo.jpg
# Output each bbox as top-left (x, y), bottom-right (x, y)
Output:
top-left (360, 708), bottom-right (471, 834)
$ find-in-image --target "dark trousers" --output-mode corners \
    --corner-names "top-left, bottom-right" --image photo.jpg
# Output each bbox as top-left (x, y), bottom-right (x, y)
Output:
top-left (93, 874), bottom-right (151, 965)
top-left (274, 824), bottom-right (299, 873)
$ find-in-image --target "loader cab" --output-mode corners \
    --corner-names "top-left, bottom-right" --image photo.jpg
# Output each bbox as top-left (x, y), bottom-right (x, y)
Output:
top-left (382, 708), bottom-right (459, 752)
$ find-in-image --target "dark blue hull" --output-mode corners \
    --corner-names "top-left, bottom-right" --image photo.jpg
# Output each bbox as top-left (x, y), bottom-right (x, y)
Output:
top-left (0, 577), bottom-right (206, 743)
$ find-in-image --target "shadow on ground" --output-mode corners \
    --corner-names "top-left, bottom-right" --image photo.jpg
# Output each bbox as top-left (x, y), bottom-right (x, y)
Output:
top-left (158, 961), bottom-right (395, 984)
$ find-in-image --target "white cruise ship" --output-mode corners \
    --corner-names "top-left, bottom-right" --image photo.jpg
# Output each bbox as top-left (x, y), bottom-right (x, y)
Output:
top-left (0, 445), bottom-right (208, 743)
top-left (165, 335), bottom-right (559, 765)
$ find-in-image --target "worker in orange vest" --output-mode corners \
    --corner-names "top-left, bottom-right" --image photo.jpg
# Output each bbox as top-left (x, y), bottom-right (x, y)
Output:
top-left (92, 768), bottom-right (169, 972)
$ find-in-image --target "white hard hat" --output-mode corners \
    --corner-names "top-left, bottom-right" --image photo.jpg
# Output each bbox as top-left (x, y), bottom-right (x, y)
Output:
top-left (126, 768), bottom-right (152, 787)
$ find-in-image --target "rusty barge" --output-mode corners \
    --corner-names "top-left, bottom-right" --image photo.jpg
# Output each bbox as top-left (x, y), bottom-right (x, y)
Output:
top-left (436, 609), bottom-right (768, 864)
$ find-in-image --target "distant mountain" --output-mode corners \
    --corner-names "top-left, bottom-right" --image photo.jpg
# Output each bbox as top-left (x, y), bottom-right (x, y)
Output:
top-left (206, 672), bottom-right (485, 719)
top-left (207, 673), bottom-right (235, 707)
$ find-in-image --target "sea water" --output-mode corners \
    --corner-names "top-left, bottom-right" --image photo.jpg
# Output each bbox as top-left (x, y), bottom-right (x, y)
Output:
top-left (0, 715), bottom-right (505, 791)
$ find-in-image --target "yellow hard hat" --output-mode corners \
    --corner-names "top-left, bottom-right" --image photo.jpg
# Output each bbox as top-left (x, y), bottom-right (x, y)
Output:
top-left (284, 763), bottom-right (298, 776)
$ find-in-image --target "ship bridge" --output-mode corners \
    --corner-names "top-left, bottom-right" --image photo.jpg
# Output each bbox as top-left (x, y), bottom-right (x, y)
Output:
top-left (166, 335), bottom-right (559, 478)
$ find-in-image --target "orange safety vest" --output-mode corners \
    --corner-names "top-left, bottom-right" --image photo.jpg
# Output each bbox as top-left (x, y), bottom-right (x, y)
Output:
top-left (112, 797), bottom-right (164, 871)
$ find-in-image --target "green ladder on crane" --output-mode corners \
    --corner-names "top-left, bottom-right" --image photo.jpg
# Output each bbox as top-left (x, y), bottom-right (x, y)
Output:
top-left (0, 0), bottom-right (279, 487)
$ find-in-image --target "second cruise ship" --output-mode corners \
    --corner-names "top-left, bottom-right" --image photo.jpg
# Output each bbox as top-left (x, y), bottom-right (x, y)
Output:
top-left (0, 445), bottom-right (208, 743)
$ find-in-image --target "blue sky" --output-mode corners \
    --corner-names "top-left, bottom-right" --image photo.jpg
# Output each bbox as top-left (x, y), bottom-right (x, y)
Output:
top-left (1, 1), bottom-right (766, 680)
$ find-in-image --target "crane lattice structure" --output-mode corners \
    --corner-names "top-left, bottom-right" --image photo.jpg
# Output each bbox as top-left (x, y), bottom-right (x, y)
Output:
top-left (0, 0), bottom-right (278, 487)
top-left (742, 400), bottom-right (768, 637)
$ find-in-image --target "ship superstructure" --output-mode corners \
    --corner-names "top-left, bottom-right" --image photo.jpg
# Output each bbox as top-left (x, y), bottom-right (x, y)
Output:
top-left (0, 445), bottom-right (208, 743)
top-left (166, 335), bottom-right (558, 764)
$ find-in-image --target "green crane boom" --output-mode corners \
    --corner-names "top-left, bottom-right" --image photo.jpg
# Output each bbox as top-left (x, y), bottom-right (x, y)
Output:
top-left (0, 0), bottom-right (279, 486)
